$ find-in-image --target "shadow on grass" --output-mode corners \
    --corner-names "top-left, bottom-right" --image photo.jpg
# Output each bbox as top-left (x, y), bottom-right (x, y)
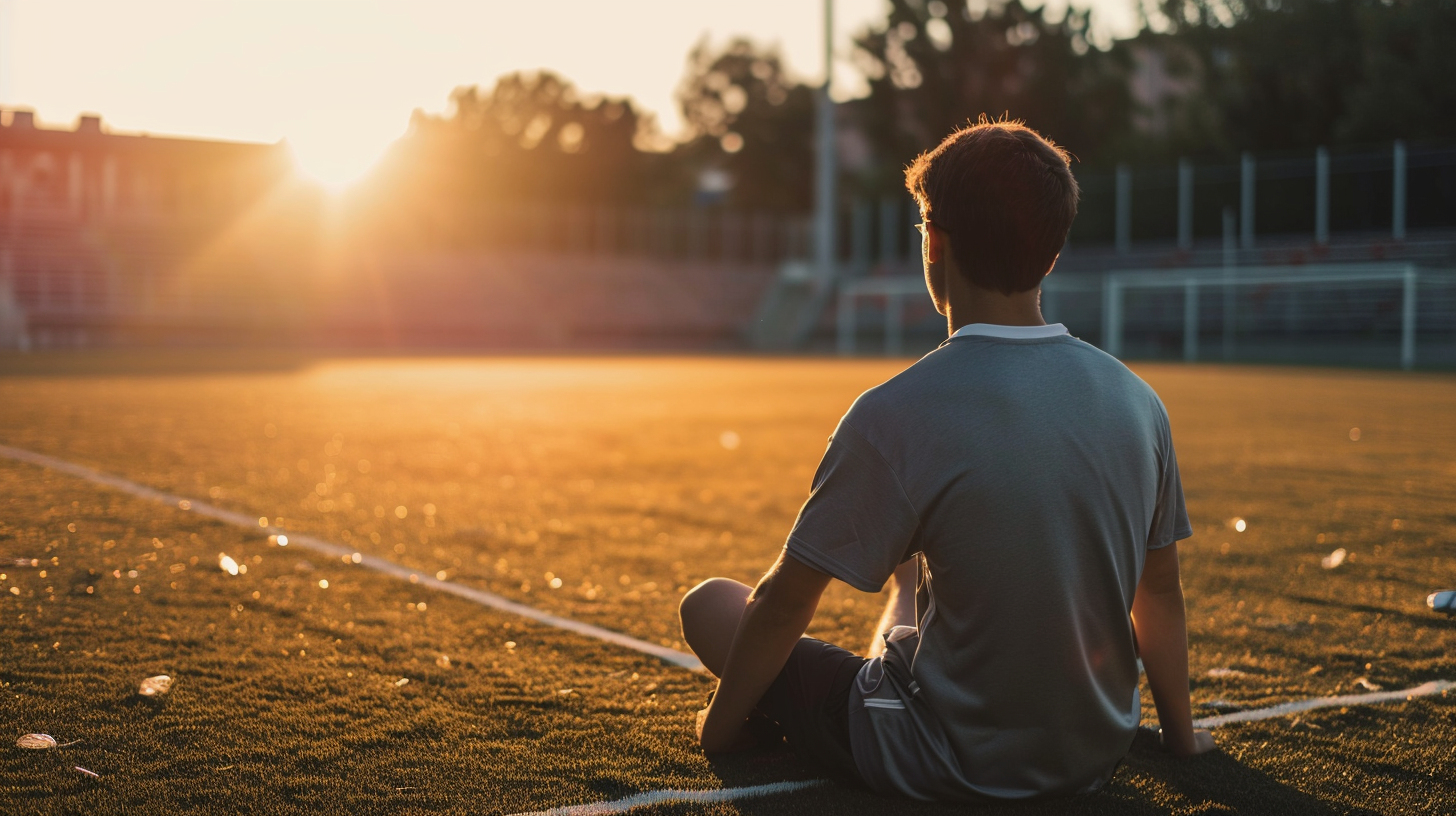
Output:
top-left (694, 729), bottom-right (1367, 816)
top-left (1286, 593), bottom-right (1453, 628)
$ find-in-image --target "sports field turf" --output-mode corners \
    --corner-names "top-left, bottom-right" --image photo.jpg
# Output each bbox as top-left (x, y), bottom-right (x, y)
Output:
top-left (1, 353), bottom-right (1453, 814)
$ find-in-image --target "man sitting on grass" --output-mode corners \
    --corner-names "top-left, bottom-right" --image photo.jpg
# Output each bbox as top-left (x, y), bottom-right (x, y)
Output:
top-left (678, 118), bottom-right (1215, 801)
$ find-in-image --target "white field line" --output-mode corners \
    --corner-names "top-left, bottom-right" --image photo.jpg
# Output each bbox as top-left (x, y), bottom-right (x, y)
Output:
top-left (1192, 679), bottom-right (1456, 728)
top-left (506, 780), bottom-right (827, 816)
top-left (0, 443), bottom-right (704, 672)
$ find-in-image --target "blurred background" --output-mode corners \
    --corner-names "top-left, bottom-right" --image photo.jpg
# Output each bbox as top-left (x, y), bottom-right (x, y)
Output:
top-left (0, 0), bottom-right (1452, 365)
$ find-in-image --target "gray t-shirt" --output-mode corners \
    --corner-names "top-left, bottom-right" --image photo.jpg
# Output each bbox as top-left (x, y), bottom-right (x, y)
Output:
top-left (784, 324), bottom-right (1191, 801)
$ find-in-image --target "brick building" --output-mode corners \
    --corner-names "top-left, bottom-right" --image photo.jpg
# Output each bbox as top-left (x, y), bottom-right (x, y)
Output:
top-left (0, 111), bottom-right (292, 346)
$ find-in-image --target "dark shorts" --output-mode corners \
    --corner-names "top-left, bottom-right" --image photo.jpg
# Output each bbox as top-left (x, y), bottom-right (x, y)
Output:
top-left (752, 637), bottom-right (868, 781)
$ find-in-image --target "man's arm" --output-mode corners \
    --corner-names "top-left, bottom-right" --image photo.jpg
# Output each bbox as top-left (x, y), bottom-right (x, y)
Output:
top-left (1130, 543), bottom-right (1216, 757)
top-left (697, 552), bottom-right (831, 752)
top-left (866, 557), bottom-right (918, 658)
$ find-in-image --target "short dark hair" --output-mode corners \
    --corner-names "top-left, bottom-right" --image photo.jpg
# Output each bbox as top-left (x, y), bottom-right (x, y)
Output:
top-left (905, 117), bottom-right (1079, 294)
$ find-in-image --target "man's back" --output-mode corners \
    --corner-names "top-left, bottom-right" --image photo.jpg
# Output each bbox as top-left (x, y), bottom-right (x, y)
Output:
top-left (786, 327), bottom-right (1190, 798)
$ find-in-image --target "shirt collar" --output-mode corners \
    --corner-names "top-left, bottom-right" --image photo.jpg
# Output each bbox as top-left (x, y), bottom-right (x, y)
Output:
top-left (950, 323), bottom-right (1069, 340)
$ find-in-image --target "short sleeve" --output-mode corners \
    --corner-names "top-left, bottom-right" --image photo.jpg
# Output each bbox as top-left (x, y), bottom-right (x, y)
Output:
top-left (1147, 419), bottom-right (1193, 551)
top-left (783, 420), bottom-right (920, 593)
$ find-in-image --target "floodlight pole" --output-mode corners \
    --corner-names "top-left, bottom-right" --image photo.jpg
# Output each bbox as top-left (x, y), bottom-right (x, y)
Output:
top-left (1176, 159), bottom-right (1194, 252)
top-left (814, 0), bottom-right (837, 283)
top-left (1393, 140), bottom-right (1407, 243)
top-left (1115, 164), bottom-right (1132, 255)
top-left (1315, 146), bottom-right (1330, 246)
top-left (1239, 152), bottom-right (1256, 250)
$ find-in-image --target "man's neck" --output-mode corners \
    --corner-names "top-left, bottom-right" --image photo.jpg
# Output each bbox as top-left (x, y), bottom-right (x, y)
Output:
top-left (945, 283), bottom-right (1046, 334)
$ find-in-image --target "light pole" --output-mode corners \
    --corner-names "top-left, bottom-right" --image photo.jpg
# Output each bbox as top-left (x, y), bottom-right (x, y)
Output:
top-left (813, 0), bottom-right (837, 283)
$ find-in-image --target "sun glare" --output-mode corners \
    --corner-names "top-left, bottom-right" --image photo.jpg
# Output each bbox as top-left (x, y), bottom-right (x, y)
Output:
top-left (288, 135), bottom-right (386, 192)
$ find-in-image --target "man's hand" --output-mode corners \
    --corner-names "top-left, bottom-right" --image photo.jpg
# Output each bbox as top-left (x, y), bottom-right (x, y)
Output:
top-left (1160, 727), bottom-right (1216, 757)
top-left (695, 707), bottom-right (757, 753)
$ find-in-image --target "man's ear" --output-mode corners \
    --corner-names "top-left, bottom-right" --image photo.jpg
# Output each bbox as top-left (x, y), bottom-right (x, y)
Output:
top-left (926, 223), bottom-right (947, 265)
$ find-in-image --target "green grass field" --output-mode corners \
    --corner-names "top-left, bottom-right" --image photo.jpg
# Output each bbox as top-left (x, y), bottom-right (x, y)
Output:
top-left (1, 353), bottom-right (1454, 814)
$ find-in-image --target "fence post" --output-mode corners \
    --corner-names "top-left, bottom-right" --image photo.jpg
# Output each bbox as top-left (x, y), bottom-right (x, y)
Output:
top-left (1240, 152), bottom-right (1256, 250)
top-left (1222, 206), bottom-right (1238, 269)
top-left (1102, 274), bottom-right (1122, 358)
top-left (1183, 278), bottom-right (1199, 363)
top-left (1315, 147), bottom-right (1330, 246)
top-left (885, 292), bottom-right (903, 356)
top-left (837, 288), bottom-right (855, 356)
top-left (1177, 159), bottom-right (1194, 252)
top-left (1221, 282), bottom-right (1236, 361)
top-left (1115, 164), bottom-right (1132, 255)
top-left (1393, 140), bottom-right (1407, 243)
top-left (1401, 265), bottom-right (1417, 370)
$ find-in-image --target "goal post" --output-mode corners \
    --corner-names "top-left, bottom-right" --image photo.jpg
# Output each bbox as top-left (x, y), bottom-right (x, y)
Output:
top-left (837, 264), bottom-right (1454, 369)
top-left (1101, 264), bottom-right (1432, 370)
top-left (837, 276), bottom-right (928, 356)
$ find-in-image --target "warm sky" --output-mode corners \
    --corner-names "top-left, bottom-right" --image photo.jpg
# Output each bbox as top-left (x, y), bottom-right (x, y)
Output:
top-left (2, 0), bottom-right (1138, 187)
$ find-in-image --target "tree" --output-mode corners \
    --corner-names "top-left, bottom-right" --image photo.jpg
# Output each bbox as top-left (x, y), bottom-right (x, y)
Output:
top-left (1134, 0), bottom-right (1456, 153)
top-left (359, 70), bottom-right (664, 244)
top-left (849, 0), bottom-right (1133, 190)
top-left (672, 37), bottom-right (817, 210)
top-left (1335, 0), bottom-right (1456, 143)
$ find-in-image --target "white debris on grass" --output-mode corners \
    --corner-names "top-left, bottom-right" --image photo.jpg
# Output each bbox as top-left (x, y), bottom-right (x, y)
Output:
top-left (73, 766), bottom-right (100, 779)
top-left (1353, 677), bottom-right (1383, 691)
top-left (218, 554), bottom-right (240, 576)
top-left (1321, 548), bottom-right (1347, 569)
top-left (1206, 668), bottom-right (1250, 679)
top-left (139, 675), bottom-right (173, 697)
top-left (15, 734), bottom-right (81, 749)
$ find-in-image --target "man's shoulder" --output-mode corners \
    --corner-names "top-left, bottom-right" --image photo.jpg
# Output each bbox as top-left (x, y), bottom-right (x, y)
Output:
top-left (841, 347), bottom-right (954, 426)
top-left (847, 336), bottom-right (1166, 428)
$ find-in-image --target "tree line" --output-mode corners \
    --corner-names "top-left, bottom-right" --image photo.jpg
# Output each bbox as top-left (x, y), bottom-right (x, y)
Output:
top-left (351, 0), bottom-right (1454, 243)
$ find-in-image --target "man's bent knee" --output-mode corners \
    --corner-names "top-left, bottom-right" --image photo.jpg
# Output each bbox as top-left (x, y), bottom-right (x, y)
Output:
top-left (679, 577), bottom-right (739, 628)
top-left (678, 577), bottom-right (750, 662)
